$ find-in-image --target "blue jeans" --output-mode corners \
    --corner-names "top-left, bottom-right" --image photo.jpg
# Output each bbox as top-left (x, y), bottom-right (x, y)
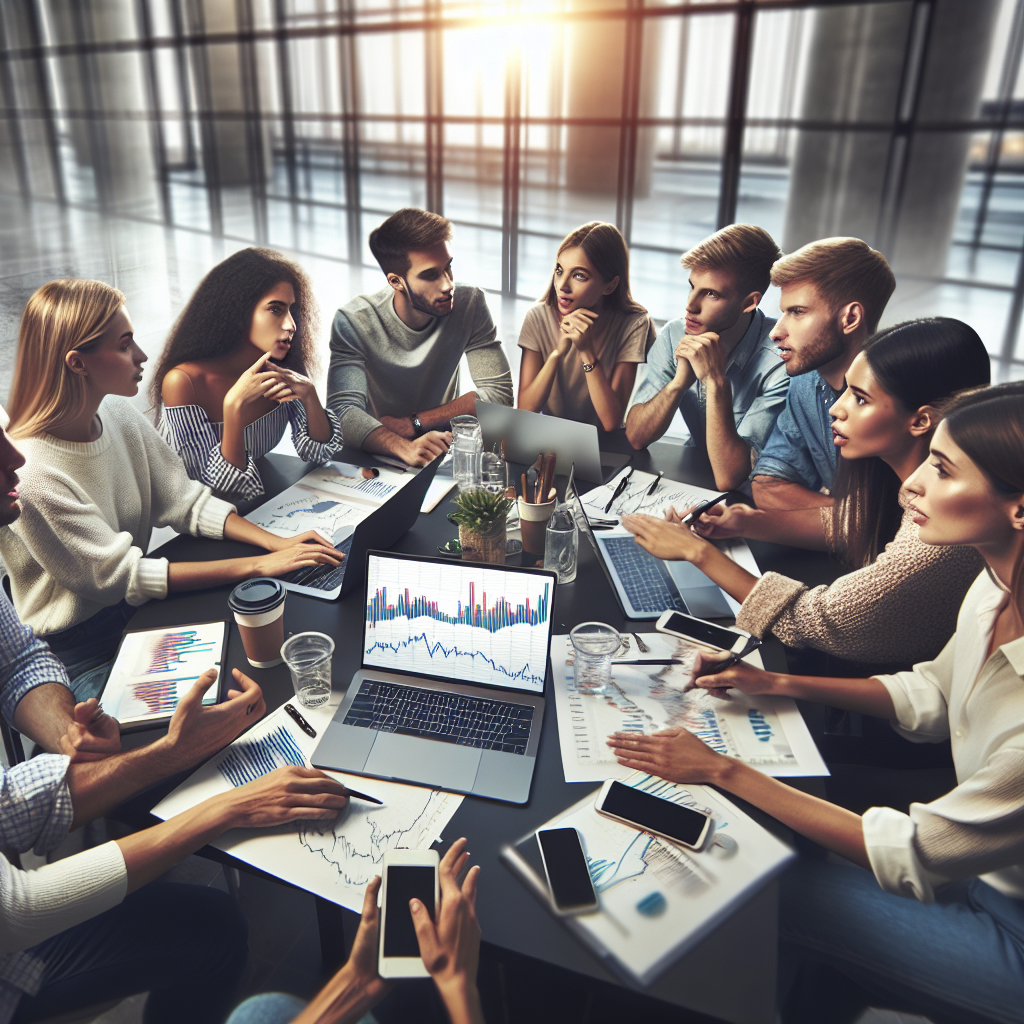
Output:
top-left (780, 858), bottom-right (1024, 1024)
top-left (44, 600), bottom-right (135, 701)
top-left (11, 883), bottom-right (248, 1024)
top-left (225, 995), bottom-right (377, 1024)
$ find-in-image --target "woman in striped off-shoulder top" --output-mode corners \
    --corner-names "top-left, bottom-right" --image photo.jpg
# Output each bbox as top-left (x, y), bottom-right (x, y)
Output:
top-left (153, 248), bottom-right (342, 501)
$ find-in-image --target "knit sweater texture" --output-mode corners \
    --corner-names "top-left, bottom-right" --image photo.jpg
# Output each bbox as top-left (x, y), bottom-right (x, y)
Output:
top-left (735, 504), bottom-right (984, 665)
top-left (0, 397), bottom-right (235, 635)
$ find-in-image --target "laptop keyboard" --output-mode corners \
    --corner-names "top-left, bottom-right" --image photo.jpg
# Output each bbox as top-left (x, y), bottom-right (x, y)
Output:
top-left (602, 535), bottom-right (688, 614)
top-left (282, 535), bottom-right (353, 591)
top-left (343, 680), bottom-right (535, 755)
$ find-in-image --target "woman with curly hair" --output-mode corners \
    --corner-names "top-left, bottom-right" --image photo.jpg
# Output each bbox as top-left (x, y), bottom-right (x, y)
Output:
top-left (153, 248), bottom-right (342, 501)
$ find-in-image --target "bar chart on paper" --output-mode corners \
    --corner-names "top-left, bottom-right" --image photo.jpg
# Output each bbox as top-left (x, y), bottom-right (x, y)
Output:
top-left (362, 557), bottom-right (553, 693)
top-left (100, 622), bottom-right (226, 724)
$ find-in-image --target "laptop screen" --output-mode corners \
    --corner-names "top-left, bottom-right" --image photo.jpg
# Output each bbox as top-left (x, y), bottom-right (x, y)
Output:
top-left (362, 553), bottom-right (555, 694)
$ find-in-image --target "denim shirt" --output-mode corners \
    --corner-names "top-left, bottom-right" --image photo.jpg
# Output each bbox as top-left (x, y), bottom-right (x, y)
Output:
top-left (751, 370), bottom-right (843, 493)
top-left (629, 309), bottom-right (787, 454)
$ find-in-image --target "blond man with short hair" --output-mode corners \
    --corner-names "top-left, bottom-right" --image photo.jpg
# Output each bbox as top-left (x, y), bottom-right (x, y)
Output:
top-left (626, 224), bottom-right (787, 490)
top-left (751, 237), bottom-right (895, 511)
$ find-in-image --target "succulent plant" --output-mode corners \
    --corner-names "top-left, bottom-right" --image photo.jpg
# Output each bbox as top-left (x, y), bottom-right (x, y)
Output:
top-left (449, 488), bottom-right (513, 535)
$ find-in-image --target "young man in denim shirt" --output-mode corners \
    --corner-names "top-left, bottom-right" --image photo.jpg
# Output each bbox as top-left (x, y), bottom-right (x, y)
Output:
top-left (626, 224), bottom-right (788, 490)
top-left (751, 238), bottom-right (895, 515)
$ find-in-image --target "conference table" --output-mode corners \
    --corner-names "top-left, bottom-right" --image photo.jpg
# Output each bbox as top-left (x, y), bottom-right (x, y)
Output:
top-left (117, 435), bottom-right (836, 1024)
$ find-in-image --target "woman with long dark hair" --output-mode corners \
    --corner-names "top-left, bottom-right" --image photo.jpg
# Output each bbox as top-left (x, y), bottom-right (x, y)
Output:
top-left (152, 248), bottom-right (342, 501)
top-left (622, 317), bottom-right (989, 666)
top-left (516, 222), bottom-right (654, 431)
top-left (609, 382), bottom-right (1024, 1024)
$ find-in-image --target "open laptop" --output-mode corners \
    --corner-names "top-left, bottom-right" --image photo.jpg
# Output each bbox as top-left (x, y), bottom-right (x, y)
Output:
top-left (279, 457), bottom-right (441, 601)
top-left (312, 551), bottom-right (555, 803)
top-left (475, 400), bottom-right (626, 485)
top-left (564, 466), bottom-right (734, 621)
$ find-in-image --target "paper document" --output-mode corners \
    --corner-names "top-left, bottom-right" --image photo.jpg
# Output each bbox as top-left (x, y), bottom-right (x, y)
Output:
top-left (152, 704), bottom-right (464, 911)
top-left (579, 468), bottom-right (720, 525)
top-left (501, 771), bottom-right (794, 985)
top-left (551, 632), bottom-right (828, 782)
top-left (246, 461), bottom-right (415, 540)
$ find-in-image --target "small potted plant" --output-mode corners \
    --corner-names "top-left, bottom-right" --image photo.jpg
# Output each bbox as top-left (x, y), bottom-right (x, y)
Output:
top-left (449, 488), bottom-right (513, 564)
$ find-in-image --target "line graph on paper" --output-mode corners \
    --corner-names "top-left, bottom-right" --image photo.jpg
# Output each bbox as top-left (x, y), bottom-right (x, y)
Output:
top-left (247, 488), bottom-right (364, 540)
top-left (362, 555), bottom-right (553, 693)
top-left (579, 469), bottom-right (719, 524)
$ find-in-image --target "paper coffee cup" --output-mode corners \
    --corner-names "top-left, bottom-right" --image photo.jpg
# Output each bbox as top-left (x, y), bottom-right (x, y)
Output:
top-left (518, 496), bottom-right (556, 555)
top-left (228, 578), bottom-right (287, 668)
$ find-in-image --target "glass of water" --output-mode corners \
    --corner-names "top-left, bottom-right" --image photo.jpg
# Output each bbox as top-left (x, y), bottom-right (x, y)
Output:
top-left (480, 451), bottom-right (505, 494)
top-left (569, 622), bottom-right (624, 695)
top-left (544, 503), bottom-right (579, 583)
top-left (450, 415), bottom-right (482, 491)
top-left (280, 631), bottom-right (334, 708)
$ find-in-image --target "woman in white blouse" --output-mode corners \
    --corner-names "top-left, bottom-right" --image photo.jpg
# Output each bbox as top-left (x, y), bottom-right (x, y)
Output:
top-left (609, 381), bottom-right (1024, 1024)
top-left (153, 248), bottom-right (342, 502)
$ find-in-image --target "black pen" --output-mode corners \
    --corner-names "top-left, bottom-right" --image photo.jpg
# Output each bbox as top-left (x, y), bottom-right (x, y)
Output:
top-left (339, 785), bottom-right (383, 806)
top-left (684, 492), bottom-right (729, 525)
top-left (284, 703), bottom-right (317, 738)
top-left (604, 467), bottom-right (635, 513)
top-left (694, 637), bottom-right (762, 677)
top-left (646, 470), bottom-right (664, 496)
top-left (614, 658), bottom-right (684, 665)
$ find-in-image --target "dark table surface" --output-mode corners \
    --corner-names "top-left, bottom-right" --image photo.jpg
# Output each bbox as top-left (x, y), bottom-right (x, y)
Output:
top-left (117, 436), bottom-right (837, 1023)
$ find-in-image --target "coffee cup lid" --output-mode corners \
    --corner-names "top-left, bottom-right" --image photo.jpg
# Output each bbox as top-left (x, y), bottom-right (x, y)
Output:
top-left (228, 577), bottom-right (286, 615)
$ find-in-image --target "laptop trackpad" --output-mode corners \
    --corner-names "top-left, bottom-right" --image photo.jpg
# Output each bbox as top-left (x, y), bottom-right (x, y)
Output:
top-left (363, 733), bottom-right (483, 792)
top-left (668, 563), bottom-right (734, 618)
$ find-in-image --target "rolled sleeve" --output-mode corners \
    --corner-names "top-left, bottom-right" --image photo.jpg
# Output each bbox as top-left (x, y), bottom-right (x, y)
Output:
top-left (0, 593), bottom-right (71, 726)
top-left (864, 806), bottom-right (945, 902)
top-left (736, 364), bottom-right (790, 455)
top-left (0, 755), bottom-right (72, 856)
top-left (875, 637), bottom-right (955, 742)
top-left (628, 327), bottom-right (678, 412)
top-left (288, 402), bottom-right (343, 462)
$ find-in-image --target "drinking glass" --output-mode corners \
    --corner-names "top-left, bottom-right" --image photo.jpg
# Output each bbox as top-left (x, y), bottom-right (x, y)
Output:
top-left (480, 451), bottom-right (505, 494)
top-left (569, 622), bottom-right (624, 695)
top-left (280, 632), bottom-right (334, 708)
top-left (450, 415), bottom-right (482, 491)
top-left (544, 503), bottom-right (579, 583)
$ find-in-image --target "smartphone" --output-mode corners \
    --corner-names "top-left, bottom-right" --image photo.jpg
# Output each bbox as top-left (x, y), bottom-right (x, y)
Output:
top-left (378, 848), bottom-right (439, 978)
top-left (655, 609), bottom-right (757, 655)
top-left (536, 827), bottom-right (598, 916)
top-left (595, 779), bottom-right (713, 851)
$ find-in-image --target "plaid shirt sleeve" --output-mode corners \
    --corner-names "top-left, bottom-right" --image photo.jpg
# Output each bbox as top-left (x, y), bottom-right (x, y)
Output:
top-left (0, 590), bottom-right (71, 728)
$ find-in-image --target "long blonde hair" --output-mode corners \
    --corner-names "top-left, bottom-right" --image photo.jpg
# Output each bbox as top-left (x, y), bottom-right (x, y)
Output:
top-left (7, 279), bottom-right (126, 440)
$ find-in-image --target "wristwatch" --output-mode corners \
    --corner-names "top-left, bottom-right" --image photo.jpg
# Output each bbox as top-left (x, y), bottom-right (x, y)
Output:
top-left (581, 362), bottom-right (595, 373)
top-left (411, 414), bottom-right (425, 436)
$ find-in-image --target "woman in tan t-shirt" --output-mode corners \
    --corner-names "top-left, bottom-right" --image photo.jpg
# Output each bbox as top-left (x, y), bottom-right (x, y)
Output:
top-left (517, 222), bottom-right (655, 431)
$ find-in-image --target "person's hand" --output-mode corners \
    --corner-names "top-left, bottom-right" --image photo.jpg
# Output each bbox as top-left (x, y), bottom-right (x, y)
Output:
top-left (560, 308), bottom-right (599, 361)
top-left (161, 668), bottom-right (266, 770)
top-left (399, 431), bottom-right (451, 467)
top-left (252, 537), bottom-right (344, 577)
top-left (607, 726), bottom-right (726, 785)
top-left (669, 500), bottom-right (760, 540)
top-left (224, 352), bottom-right (288, 426)
top-left (59, 698), bottom-right (121, 763)
top-left (220, 764), bottom-right (349, 829)
top-left (688, 649), bottom-right (779, 701)
top-left (411, 837), bottom-right (484, 1024)
top-left (677, 332), bottom-right (726, 384)
top-left (265, 364), bottom-right (318, 405)
top-left (620, 513), bottom-right (709, 563)
top-left (341, 876), bottom-right (391, 997)
top-left (259, 528), bottom-right (334, 553)
top-left (380, 414), bottom-right (417, 440)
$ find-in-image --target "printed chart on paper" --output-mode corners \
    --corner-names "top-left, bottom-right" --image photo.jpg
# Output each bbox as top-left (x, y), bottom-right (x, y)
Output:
top-left (579, 469), bottom-right (722, 525)
top-left (152, 705), bottom-right (463, 911)
top-left (551, 633), bottom-right (828, 781)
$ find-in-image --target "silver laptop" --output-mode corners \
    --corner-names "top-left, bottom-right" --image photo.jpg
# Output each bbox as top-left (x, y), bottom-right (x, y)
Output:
top-left (312, 551), bottom-right (555, 803)
top-left (475, 400), bottom-right (610, 484)
top-left (565, 467), bottom-right (733, 621)
top-left (278, 456), bottom-right (441, 601)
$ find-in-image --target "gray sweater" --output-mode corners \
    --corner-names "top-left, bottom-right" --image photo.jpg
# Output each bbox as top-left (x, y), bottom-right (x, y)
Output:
top-left (326, 284), bottom-right (513, 448)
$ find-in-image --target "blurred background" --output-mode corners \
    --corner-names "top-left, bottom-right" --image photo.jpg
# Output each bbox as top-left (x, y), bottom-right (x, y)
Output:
top-left (2, 0), bottom-right (1024, 416)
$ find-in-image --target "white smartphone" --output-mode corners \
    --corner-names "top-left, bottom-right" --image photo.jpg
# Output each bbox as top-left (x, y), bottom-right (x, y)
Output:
top-left (595, 779), bottom-right (713, 851)
top-left (378, 848), bottom-right (440, 978)
top-left (655, 609), bottom-right (757, 656)
top-left (536, 826), bottom-right (599, 916)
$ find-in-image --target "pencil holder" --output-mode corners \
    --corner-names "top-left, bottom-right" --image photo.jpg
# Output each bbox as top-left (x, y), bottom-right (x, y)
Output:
top-left (518, 496), bottom-right (556, 555)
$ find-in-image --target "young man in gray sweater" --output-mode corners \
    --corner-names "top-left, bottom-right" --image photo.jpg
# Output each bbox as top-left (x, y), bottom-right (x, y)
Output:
top-left (327, 209), bottom-right (514, 466)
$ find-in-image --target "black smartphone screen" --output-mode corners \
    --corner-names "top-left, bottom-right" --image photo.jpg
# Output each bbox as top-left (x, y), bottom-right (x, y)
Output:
top-left (383, 865), bottom-right (435, 958)
top-left (602, 781), bottom-right (709, 846)
top-left (537, 827), bottom-right (596, 910)
top-left (661, 612), bottom-right (744, 652)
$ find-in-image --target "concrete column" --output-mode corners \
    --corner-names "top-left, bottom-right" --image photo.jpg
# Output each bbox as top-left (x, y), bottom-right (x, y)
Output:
top-left (783, 0), bottom-right (1000, 279)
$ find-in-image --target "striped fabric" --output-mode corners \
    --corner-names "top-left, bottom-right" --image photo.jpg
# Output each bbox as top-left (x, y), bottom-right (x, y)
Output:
top-left (160, 401), bottom-right (342, 502)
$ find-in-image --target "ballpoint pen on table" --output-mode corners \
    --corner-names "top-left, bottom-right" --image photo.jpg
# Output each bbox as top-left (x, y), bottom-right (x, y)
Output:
top-left (284, 703), bottom-right (317, 737)
top-left (646, 470), bottom-right (664, 496)
top-left (604, 467), bottom-right (634, 513)
top-left (684, 492), bottom-right (729, 525)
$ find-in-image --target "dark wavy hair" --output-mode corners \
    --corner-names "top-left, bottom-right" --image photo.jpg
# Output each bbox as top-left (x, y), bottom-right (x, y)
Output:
top-left (150, 248), bottom-right (320, 407)
top-left (829, 317), bottom-right (990, 568)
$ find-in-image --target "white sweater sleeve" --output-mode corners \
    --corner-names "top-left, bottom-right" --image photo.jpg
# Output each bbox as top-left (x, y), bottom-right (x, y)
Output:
top-left (0, 841), bottom-right (127, 954)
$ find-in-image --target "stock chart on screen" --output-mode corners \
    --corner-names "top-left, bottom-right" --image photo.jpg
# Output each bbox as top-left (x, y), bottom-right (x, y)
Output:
top-left (363, 556), bottom-right (552, 692)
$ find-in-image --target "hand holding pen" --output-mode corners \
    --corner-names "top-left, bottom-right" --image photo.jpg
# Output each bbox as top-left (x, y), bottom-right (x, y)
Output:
top-left (686, 642), bottom-right (769, 698)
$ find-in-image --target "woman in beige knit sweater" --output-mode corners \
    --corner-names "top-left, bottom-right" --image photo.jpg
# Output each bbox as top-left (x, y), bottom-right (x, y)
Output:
top-left (623, 318), bottom-right (988, 666)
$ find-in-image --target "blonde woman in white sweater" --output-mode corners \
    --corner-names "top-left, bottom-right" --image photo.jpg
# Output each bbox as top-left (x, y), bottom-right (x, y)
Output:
top-left (0, 279), bottom-right (343, 697)
top-left (610, 383), bottom-right (1024, 1024)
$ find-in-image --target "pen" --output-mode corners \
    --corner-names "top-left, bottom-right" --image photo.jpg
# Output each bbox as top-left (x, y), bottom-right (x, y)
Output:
top-left (614, 659), bottom-right (685, 665)
top-left (339, 785), bottom-right (383, 806)
top-left (684, 492), bottom-right (730, 525)
top-left (369, 454), bottom-right (408, 473)
top-left (693, 637), bottom-right (762, 677)
top-left (646, 470), bottom-right (664, 496)
top-left (604, 467), bottom-right (634, 513)
top-left (284, 703), bottom-right (317, 738)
